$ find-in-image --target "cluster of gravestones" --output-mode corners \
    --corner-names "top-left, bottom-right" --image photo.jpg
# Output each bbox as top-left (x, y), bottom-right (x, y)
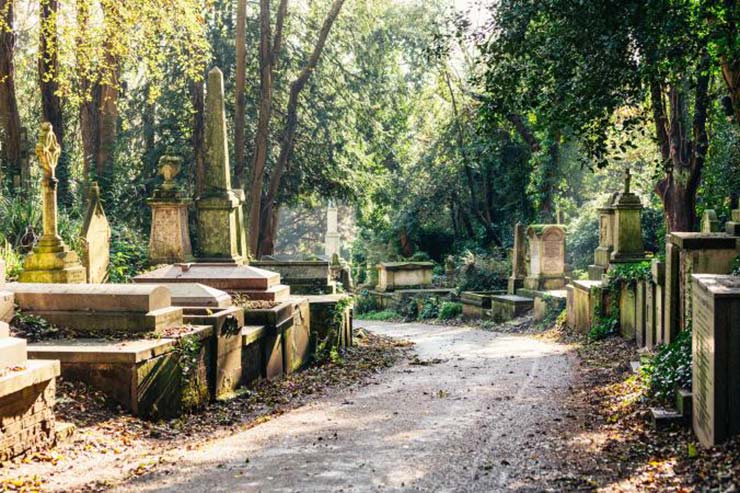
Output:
top-left (0, 68), bottom-right (354, 462)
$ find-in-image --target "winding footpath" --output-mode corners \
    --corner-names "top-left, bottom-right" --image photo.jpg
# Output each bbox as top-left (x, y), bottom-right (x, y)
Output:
top-left (111, 321), bottom-right (576, 492)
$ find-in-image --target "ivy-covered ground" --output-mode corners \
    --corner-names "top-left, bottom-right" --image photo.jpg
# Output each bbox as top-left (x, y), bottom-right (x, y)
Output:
top-left (0, 331), bottom-right (409, 493)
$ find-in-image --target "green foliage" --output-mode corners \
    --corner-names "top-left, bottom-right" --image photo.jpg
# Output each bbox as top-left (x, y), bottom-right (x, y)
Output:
top-left (11, 311), bottom-right (60, 343)
top-left (438, 301), bottom-right (462, 321)
top-left (109, 227), bottom-right (149, 283)
top-left (641, 329), bottom-right (693, 403)
top-left (456, 251), bottom-right (510, 292)
top-left (315, 296), bottom-right (355, 363)
top-left (173, 333), bottom-right (207, 411)
top-left (418, 297), bottom-right (440, 320)
top-left (354, 289), bottom-right (379, 315)
top-left (355, 310), bottom-right (400, 321)
top-left (397, 297), bottom-right (419, 322)
top-left (566, 207), bottom-right (599, 271)
top-left (608, 261), bottom-right (652, 284)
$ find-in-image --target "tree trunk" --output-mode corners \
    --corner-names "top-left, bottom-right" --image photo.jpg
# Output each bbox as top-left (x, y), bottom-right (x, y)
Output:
top-left (233, 0), bottom-right (247, 184)
top-left (652, 57), bottom-right (710, 233)
top-left (191, 78), bottom-right (205, 196)
top-left (0, 0), bottom-right (23, 187)
top-left (257, 0), bottom-right (346, 256)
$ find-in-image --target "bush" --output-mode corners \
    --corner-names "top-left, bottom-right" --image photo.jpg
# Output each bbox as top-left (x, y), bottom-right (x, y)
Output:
top-left (641, 329), bottom-right (692, 402)
top-left (438, 301), bottom-right (462, 320)
top-left (398, 297), bottom-right (419, 321)
top-left (355, 310), bottom-right (399, 321)
top-left (418, 297), bottom-right (440, 319)
top-left (354, 289), bottom-right (379, 314)
top-left (456, 250), bottom-right (509, 292)
top-left (109, 226), bottom-right (149, 283)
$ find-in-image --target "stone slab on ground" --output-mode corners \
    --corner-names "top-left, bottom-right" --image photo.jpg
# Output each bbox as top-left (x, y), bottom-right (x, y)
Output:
top-left (306, 294), bottom-right (354, 348)
top-left (489, 294), bottom-right (534, 322)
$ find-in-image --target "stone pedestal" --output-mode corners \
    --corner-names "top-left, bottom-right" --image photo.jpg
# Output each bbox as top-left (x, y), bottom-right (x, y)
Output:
top-left (20, 123), bottom-right (85, 284)
top-left (148, 156), bottom-right (193, 265)
top-left (589, 198), bottom-right (617, 280)
top-left (664, 233), bottom-right (739, 343)
top-left (691, 275), bottom-right (740, 447)
top-left (610, 182), bottom-right (647, 263)
top-left (701, 210), bottom-right (720, 233)
top-left (325, 205), bottom-right (341, 258)
top-left (196, 192), bottom-right (244, 263)
top-left (726, 207), bottom-right (740, 236)
top-left (524, 225), bottom-right (566, 290)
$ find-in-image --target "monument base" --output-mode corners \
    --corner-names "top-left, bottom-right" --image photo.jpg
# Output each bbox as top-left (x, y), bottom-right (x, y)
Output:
top-left (587, 264), bottom-right (607, 281)
top-left (524, 275), bottom-right (566, 291)
top-left (19, 237), bottom-right (86, 283)
top-left (196, 193), bottom-right (244, 265)
top-left (149, 201), bottom-right (193, 265)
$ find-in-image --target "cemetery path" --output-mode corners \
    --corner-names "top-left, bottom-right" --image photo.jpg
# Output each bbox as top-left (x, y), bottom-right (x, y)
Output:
top-left (113, 321), bottom-right (577, 493)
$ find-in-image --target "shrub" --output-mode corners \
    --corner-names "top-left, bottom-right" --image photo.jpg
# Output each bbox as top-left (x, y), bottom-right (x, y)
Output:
top-left (438, 301), bottom-right (462, 320)
top-left (641, 329), bottom-right (692, 402)
top-left (456, 250), bottom-right (509, 292)
top-left (398, 297), bottom-right (419, 321)
top-left (355, 310), bottom-right (399, 321)
top-left (418, 297), bottom-right (440, 319)
top-left (354, 289), bottom-right (379, 314)
top-left (109, 226), bottom-right (149, 283)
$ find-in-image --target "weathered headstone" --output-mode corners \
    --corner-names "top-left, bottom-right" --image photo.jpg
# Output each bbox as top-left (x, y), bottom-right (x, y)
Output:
top-left (508, 223), bottom-right (527, 294)
top-left (148, 155), bottom-right (193, 264)
top-left (19, 123), bottom-right (86, 283)
top-left (588, 194), bottom-right (617, 280)
top-left (691, 274), bottom-right (740, 447)
top-left (610, 168), bottom-right (647, 263)
top-left (80, 182), bottom-right (111, 283)
top-left (524, 225), bottom-right (566, 290)
top-left (325, 202), bottom-right (341, 259)
top-left (195, 68), bottom-right (245, 264)
top-left (664, 233), bottom-right (739, 343)
top-left (701, 210), bottom-right (720, 233)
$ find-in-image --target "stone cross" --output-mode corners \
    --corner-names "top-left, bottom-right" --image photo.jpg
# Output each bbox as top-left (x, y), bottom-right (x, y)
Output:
top-left (37, 122), bottom-right (62, 241)
top-left (623, 167), bottom-right (632, 194)
top-left (204, 67), bottom-right (232, 193)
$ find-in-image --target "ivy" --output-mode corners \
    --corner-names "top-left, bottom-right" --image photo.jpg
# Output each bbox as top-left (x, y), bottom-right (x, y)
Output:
top-left (315, 296), bottom-right (354, 364)
top-left (641, 328), bottom-right (692, 403)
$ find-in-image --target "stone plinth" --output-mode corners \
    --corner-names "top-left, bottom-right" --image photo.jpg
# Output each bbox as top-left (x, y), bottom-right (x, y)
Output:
top-left (80, 182), bottom-right (111, 283)
top-left (726, 207), bottom-right (740, 236)
top-left (461, 291), bottom-right (504, 320)
top-left (8, 283), bottom-right (183, 335)
top-left (691, 275), bottom-right (740, 447)
top-left (252, 260), bottom-right (335, 295)
top-left (376, 262), bottom-right (434, 292)
top-left (570, 280), bottom-right (603, 333)
top-left (664, 233), bottom-right (739, 343)
top-left (149, 201), bottom-right (193, 264)
top-left (134, 263), bottom-right (291, 302)
top-left (524, 225), bottom-right (566, 290)
top-left (307, 294), bottom-right (353, 349)
top-left (28, 327), bottom-right (213, 419)
top-left (589, 197), bottom-right (617, 280)
top-left (508, 223), bottom-right (527, 294)
top-left (701, 210), bottom-right (720, 233)
top-left (610, 169), bottom-right (647, 264)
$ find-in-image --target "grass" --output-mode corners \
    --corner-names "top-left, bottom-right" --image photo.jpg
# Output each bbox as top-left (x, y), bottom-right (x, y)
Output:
top-left (355, 310), bottom-right (400, 321)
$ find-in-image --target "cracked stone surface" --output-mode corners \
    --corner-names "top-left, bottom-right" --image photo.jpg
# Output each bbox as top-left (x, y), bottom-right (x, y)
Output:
top-left (116, 321), bottom-right (575, 492)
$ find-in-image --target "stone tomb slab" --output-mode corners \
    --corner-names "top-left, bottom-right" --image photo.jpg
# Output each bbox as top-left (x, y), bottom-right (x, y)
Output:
top-left (489, 294), bottom-right (534, 323)
top-left (252, 260), bottom-right (335, 295)
top-left (7, 283), bottom-right (183, 335)
top-left (306, 294), bottom-right (353, 349)
top-left (570, 280), bottom-right (604, 333)
top-left (27, 327), bottom-right (214, 419)
top-left (0, 337), bottom-right (27, 368)
top-left (691, 274), bottom-right (740, 447)
top-left (135, 264), bottom-right (290, 302)
top-left (461, 291), bottom-right (506, 320)
top-left (376, 262), bottom-right (434, 292)
top-left (161, 283), bottom-right (233, 308)
top-left (241, 325), bottom-right (283, 383)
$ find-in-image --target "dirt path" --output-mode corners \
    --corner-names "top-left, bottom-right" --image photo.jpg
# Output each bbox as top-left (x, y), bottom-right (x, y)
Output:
top-left (109, 321), bottom-right (576, 492)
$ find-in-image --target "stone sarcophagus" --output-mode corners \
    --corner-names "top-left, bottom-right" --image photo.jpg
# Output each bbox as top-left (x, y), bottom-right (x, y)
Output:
top-left (376, 262), bottom-right (434, 292)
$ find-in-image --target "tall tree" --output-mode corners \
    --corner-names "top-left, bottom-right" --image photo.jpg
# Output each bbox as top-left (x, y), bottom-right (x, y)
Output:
top-left (258, 0), bottom-right (347, 255)
top-left (233, 0), bottom-right (248, 184)
top-left (0, 0), bottom-right (23, 186)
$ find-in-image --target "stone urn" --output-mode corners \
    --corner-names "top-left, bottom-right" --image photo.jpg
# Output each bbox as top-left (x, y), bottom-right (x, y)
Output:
top-left (159, 155), bottom-right (182, 192)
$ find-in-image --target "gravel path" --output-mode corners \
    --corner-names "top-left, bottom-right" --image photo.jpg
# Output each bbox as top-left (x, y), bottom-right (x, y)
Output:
top-left (114, 321), bottom-right (576, 492)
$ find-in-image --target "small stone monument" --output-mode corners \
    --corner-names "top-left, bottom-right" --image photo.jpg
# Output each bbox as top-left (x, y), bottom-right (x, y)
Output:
top-left (701, 210), bottom-right (720, 233)
top-left (80, 182), bottom-right (111, 283)
top-left (508, 223), bottom-right (527, 294)
top-left (610, 168), bottom-right (647, 263)
top-left (325, 202), bottom-right (341, 259)
top-left (726, 198), bottom-right (740, 236)
top-left (524, 224), bottom-right (566, 290)
top-left (588, 193), bottom-right (617, 280)
top-left (148, 155), bottom-right (193, 264)
top-left (195, 67), bottom-right (244, 264)
top-left (691, 274), bottom-right (740, 447)
top-left (19, 123), bottom-right (86, 283)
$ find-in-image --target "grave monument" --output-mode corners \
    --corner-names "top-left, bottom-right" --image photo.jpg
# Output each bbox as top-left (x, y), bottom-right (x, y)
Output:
top-left (148, 155), bottom-right (193, 264)
top-left (325, 202), bottom-right (341, 259)
top-left (524, 224), bottom-right (566, 290)
top-left (19, 123), bottom-right (86, 283)
top-left (508, 223), bottom-right (527, 294)
top-left (610, 168), bottom-right (647, 264)
top-left (80, 182), bottom-right (111, 283)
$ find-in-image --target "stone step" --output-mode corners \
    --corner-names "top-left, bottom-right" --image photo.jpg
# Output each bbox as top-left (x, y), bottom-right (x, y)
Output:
top-left (650, 406), bottom-right (683, 430)
top-left (0, 337), bottom-right (27, 369)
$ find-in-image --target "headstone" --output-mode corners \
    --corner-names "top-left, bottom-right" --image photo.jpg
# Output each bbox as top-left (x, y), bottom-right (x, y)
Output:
top-left (664, 233), bottom-right (739, 343)
top-left (195, 68), bottom-right (244, 264)
top-left (325, 203), bottom-right (341, 258)
top-left (19, 123), bottom-right (86, 283)
top-left (508, 223), bottom-right (527, 294)
top-left (148, 155), bottom-right (193, 264)
top-left (610, 168), bottom-right (647, 263)
top-left (588, 194), bottom-right (617, 280)
top-left (80, 182), bottom-right (111, 283)
top-left (701, 210), bottom-right (720, 233)
top-left (726, 201), bottom-right (740, 236)
top-left (691, 275), bottom-right (740, 447)
top-left (524, 225), bottom-right (566, 290)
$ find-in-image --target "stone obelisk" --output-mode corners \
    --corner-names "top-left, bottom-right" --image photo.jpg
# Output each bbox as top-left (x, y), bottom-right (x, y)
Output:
top-left (19, 123), bottom-right (86, 283)
top-left (195, 67), bottom-right (244, 264)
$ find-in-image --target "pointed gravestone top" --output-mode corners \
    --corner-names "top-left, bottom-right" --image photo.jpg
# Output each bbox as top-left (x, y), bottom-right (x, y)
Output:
top-left (204, 67), bottom-right (232, 194)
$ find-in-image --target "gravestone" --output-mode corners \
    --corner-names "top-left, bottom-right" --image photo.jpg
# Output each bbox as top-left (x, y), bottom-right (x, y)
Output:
top-left (148, 155), bottom-right (193, 264)
top-left (19, 123), bottom-right (86, 283)
top-left (80, 182), bottom-right (111, 283)
top-left (701, 210), bottom-right (720, 233)
top-left (691, 274), bottom-right (740, 447)
top-left (610, 168), bottom-right (647, 263)
top-left (726, 202), bottom-right (740, 236)
top-left (325, 202), bottom-right (341, 258)
top-left (588, 194), bottom-right (617, 280)
top-left (664, 233), bottom-right (739, 343)
top-left (195, 68), bottom-right (244, 264)
top-left (508, 223), bottom-right (527, 294)
top-left (524, 225), bottom-right (566, 290)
